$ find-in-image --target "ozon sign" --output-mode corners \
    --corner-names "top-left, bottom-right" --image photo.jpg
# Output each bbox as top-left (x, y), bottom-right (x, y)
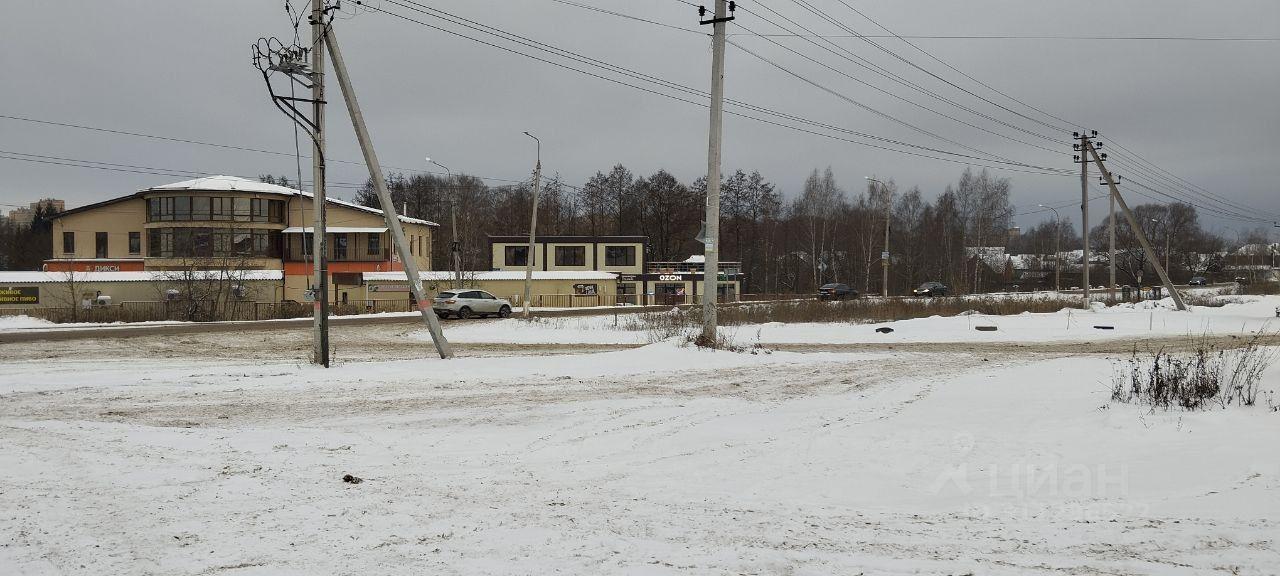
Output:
top-left (657, 274), bottom-right (682, 281)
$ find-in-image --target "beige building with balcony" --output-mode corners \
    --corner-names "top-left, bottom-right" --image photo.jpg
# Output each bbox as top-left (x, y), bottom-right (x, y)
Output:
top-left (45, 176), bottom-right (436, 303)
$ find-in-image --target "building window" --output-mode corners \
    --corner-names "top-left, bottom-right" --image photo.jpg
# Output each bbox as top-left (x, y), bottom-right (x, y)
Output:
top-left (367, 233), bottom-right (381, 255)
top-left (505, 246), bottom-right (528, 266)
top-left (555, 246), bottom-right (586, 267)
top-left (173, 196), bottom-right (192, 221)
top-left (192, 197), bottom-right (212, 220)
top-left (145, 228), bottom-right (282, 259)
top-left (95, 232), bottom-right (108, 258)
top-left (604, 245), bottom-right (635, 267)
top-left (233, 198), bottom-right (251, 222)
top-left (334, 233), bottom-right (348, 260)
top-left (62, 231), bottom-right (74, 254)
top-left (408, 234), bottom-right (414, 254)
top-left (128, 232), bottom-right (141, 254)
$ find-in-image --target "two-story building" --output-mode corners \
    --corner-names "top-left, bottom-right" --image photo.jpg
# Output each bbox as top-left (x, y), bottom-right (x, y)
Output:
top-left (488, 235), bottom-right (742, 305)
top-left (45, 175), bottom-right (436, 303)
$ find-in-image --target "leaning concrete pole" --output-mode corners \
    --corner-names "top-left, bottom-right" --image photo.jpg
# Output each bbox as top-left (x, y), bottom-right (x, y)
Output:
top-left (325, 26), bottom-right (453, 358)
top-left (522, 132), bottom-right (541, 318)
top-left (1087, 141), bottom-right (1185, 311)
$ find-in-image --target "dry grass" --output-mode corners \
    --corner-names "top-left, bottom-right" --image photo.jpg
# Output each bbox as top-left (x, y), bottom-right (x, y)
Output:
top-left (1111, 332), bottom-right (1278, 410)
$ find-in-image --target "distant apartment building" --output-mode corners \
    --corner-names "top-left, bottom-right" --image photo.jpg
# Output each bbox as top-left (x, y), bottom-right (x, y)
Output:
top-left (6, 198), bottom-right (65, 227)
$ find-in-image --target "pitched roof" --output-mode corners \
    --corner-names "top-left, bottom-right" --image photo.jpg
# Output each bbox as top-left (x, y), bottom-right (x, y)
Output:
top-left (51, 176), bottom-right (438, 226)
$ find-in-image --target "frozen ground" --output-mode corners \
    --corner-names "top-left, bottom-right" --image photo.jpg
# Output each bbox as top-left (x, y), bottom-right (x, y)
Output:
top-left (2, 298), bottom-right (1279, 574)
top-left (425, 295), bottom-right (1280, 346)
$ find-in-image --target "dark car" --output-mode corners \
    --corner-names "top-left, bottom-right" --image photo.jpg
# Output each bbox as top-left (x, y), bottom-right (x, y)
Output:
top-left (1188, 276), bottom-right (1207, 286)
top-left (818, 283), bottom-right (858, 300)
top-left (912, 282), bottom-right (949, 297)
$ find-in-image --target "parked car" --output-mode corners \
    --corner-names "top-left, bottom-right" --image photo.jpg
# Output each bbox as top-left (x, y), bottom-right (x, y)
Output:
top-left (1188, 276), bottom-right (1207, 286)
top-left (818, 283), bottom-right (858, 300)
top-left (912, 282), bottom-right (950, 297)
top-left (433, 289), bottom-right (513, 319)
top-left (1234, 276), bottom-right (1251, 285)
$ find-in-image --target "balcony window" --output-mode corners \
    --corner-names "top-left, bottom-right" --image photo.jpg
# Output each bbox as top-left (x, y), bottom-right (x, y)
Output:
top-left (334, 233), bottom-right (348, 260)
top-left (367, 233), bottom-right (381, 255)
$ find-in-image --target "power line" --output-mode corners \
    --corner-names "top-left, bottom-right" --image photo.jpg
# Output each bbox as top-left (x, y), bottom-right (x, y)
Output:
top-left (374, 0), bottom-right (1073, 176)
top-left (0, 113), bottom-right (527, 185)
top-left (727, 33), bottom-right (1280, 42)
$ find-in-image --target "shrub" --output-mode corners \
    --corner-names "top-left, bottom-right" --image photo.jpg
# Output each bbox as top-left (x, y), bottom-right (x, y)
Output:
top-left (1111, 332), bottom-right (1278, 410)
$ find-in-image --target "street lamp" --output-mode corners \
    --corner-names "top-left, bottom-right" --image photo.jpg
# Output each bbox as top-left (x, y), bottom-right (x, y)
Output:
top-left (522, 131), bottom-right (542, 318)
top-left (1038, 204), bottom-right (1062, 292)
top-left (426, 157), bottom-right (462, 289)
top-left (867, 177), bottom-right (890, 297)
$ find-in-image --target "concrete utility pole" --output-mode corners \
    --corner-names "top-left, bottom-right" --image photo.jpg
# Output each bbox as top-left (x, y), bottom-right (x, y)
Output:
top-left (699, 0), bottom-right (733, 345)
top-left (1038, 204), bottom-right (1062, 292)
top-left (867, 177), bottom-right (890, 297)
top-left (1076, 131), bottom-right (1091, 309)
top-left (325, 25), bottom-right (453, 358)
top-left (522, 131), bottom-right (541, 318)
top-left (310, 1), bottom-right (330, 367)
top-left (1152, 217), bottom-right (1171, 281)
top-left (1108, 188), bottom-right (1117, 299)
top-left (1086, 139), bottom-right (1185, 311)
top-left (427, 158), bottom-right (462, 289)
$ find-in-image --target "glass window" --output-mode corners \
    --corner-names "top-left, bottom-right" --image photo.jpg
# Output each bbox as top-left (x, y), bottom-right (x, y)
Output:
top-left (269, 200), bottom-right (285, 223)
top-left (95, 232), bottom-right (108, 258)
top-left (148, 229), bottom-right (162, 256)
top-left (251, 199), bottom-right (269, 222)
top-left (193, 228), bottom-right (213, 257)
top-left (334, 233), bottom-right (348, 260)
top-left (128, 232), bottom-right (141, 254)
top-left (232, 231), bottom-right (252, 255)
top-left (160, 197), bottom-right (175, 221)
top-left (367, 233), bottom-right (381, 255)
top-left (173, 196), bottom-right (191, 221)
top-left (233, 198), bottom-right (251, 222)
top-left (148, 198), bottom-right (161, 222)
top-left (605, 245), bottom-right (635, 267)
top-left (211, 197), bottom-right (231, 221)
top-left (460, 291), bottom-right (483, 299)
top-left (173, 228), bottom-right (194, 256)
top-left (192, 197), bottom-right (211, 220)
top-left (555, 246), bottom-right (586, 267)
top-left (505, 246), bottom-right (528, 266)
top-left (62, 231), bottom-right (74, 254)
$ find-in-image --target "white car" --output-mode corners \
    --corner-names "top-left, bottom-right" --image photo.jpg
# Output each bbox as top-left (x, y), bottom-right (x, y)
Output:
top-left (433, 289), bottom-right (513, 319)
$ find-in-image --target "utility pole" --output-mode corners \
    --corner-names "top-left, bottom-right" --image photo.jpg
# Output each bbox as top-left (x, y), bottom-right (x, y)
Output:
top-left (522, 131), bottom-right (541, 318)
top-left (1038, 204), bottom-right (1062, 292)
top-left (1151, 217), bottom-right (1170, 281)
top-left (310, 1), bottom-right (330, 367)
top-left (698, 0), bottom-right (734, 345)
top-left (1108, 187), bottom-right (1116, 299)
top-left (324, 25), bottom-right (453, 358)
top-left (1074, 131), bottom-right (1091, 309)
top-left (867, 177), bottom-right (890, 297)
top-left (1086, 138), bottom-right (1186, 311)
top-left (428, 158), bottom-right (462, 289)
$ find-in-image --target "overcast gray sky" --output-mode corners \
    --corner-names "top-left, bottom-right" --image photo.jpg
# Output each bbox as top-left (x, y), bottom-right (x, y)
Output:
top-left (2, 0), bottom-right (1277, 238)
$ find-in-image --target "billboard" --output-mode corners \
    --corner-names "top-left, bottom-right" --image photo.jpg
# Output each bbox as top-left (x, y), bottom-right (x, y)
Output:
top-left (0, 286), bottom-right (39, 305)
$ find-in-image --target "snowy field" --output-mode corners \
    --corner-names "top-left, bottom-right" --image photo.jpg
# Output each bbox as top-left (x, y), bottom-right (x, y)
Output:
top-left (2, 297), bottom-right (1279, 574)
top-left (431, 294), bottom-right (1280, 346)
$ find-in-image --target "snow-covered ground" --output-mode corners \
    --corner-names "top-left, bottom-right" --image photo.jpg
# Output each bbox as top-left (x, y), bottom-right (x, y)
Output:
top-left (3, 336), bottom-right (1279, 574)
top-left (427, 295), bottom-right (1280, 346)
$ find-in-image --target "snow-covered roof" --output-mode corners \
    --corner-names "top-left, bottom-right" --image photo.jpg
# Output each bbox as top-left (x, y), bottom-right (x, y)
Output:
top-left (142, 176), bottom-right (438, 227)
top-left (365, 271), bottom-right (618, 282)
top-left (282, 227), bottom-right (388, 234)
top-left (145, 176), bottom-right (302, 196)
top-left (0, 270), bottom-right (284, 283)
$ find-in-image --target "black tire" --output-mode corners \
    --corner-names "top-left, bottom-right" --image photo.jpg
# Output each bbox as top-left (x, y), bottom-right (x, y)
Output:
top-left (457, 306), bottom-right (473, 319)
top-left (498, 305), bottom-right (512, 318)
top-left (436, 311), bottom-right (449, 319)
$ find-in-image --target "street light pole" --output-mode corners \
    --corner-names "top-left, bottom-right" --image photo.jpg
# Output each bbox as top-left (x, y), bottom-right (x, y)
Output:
top-left (1039, 204), bottom-right (1062, 292)
top-left (867, 177), bottom-right (890, 297)
top-left (522, 131), bottom-right (542, 318)
top-left (427, 157), bottom-right (462, 289)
